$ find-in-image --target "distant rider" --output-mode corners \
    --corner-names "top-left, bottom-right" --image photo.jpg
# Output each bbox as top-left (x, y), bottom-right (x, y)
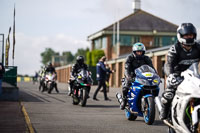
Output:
top-left (45, 62), bottom-right (59, 93)
top-left (160, 23), bottom-right (200, 120)
top-left (120, 42), bottom-right (155, 110)
top-left (39, 66), bottom-right (46, 91)
top-left (45, 62), bottom-right (56, 74)
top-left (68, 56), bottom-right (88, 96)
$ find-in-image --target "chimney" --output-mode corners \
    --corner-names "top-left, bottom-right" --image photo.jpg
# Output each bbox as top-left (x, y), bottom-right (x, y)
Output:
top-left (132, 0), bottom-right (141, 13)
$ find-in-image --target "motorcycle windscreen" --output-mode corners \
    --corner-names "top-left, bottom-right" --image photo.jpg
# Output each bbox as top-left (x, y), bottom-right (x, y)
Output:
top-left (188, 62), bottom-right (200, 78)
top-left (134, 65), bottom-right (160, 86)
top-left (135, 65), bottom-right (156, 76)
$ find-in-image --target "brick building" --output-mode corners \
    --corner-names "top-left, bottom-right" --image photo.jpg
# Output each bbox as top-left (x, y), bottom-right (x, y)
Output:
top-left (88, 9), bottom-right (178, 60)
top-left (56, 1), bottom-right (178, 87)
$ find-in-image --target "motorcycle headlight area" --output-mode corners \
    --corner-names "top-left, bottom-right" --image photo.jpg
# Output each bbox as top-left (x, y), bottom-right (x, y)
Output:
top-left (152, 78), bottom-right (160, 85)
top-left (137, 78), bottom-right (160, 86)
top-left (137, 78), bottom-right (150, 86)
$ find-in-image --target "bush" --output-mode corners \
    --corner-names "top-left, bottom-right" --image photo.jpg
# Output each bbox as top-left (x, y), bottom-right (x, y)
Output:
top-left (86, 50), bottom-right (105, 66)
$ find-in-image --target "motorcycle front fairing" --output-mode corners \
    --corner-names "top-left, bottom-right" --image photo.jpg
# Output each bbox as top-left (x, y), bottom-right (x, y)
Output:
top-left (76, 69), bottom-right (93, 87)
top-left (171, 62), bottom-right (200, 133)
top-left (127, 65), bottom-right (161, 116)
top-left (127, 82), bottom-right (143, 116)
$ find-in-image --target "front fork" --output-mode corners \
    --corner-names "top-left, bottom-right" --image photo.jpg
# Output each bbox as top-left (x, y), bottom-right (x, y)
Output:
top-left (141, 95), bottom-right (153, 112)
top-left (190, 99), bottom-right (200, 132)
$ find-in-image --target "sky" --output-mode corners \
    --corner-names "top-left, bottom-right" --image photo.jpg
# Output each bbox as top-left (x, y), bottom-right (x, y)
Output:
top-left (0, 0), bottom-right (200, 76)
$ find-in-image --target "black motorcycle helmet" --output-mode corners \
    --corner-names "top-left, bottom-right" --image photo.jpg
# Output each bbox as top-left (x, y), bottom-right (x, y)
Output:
top-left (177, 23), bottom-right (197, 46)
top-left (76, 56), bottom-right (84, 65)
top-left (48, 62), bottom-right (52, 67)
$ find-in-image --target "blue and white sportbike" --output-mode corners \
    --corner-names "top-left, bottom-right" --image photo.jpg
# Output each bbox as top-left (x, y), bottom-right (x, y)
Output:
top-left (116, 65), bottom-right (161, 125)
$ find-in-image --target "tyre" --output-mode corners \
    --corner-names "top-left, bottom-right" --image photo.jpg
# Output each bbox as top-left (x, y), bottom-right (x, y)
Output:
top-left (72, 96), bottom-right (79, 105)
top-left (72, 89), bottom-right (79, 105)
top-left (125, 108), bottom-right (137, 121)
top-left (143, 96), bottom-right (155, 125)
top-left (48, 83), bottom-right (54, 94)
top-left (168, 127), bottom-right (176, 133)
top-left (80, 88), bottom-right (88, 107)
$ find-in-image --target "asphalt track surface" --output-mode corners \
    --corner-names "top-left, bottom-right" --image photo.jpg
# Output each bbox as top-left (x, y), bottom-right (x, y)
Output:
top-left (19, 82), bottom-right (167, 133)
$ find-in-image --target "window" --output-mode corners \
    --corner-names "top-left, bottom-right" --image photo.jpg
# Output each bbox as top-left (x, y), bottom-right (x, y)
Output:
top-left (120, 35), bottom-right (132, 46)
top-left (132, 36), bottom-right (140, 44)
top-left (94, 39), bottom-right (102, 49)
top-left (162, 36), bottom-right (172, 46)
top-left (154, 36), bottom-right (177, 47)
top-left (102, 37), bottom-right (107, 49)
top-left (154, 37), bottom-right (161, 47)
top-left (162, 36), bottom-right (177, 46)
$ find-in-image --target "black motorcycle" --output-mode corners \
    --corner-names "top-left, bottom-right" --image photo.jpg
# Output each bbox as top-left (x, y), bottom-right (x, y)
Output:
top-left (71, 69), bottom-right (93, 106)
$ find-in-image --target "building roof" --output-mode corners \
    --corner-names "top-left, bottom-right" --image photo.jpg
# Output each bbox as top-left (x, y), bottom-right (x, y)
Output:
top-left (88, 10), bottom-right (178, 40)
top-left (105, 10), bottom-right (178, 32)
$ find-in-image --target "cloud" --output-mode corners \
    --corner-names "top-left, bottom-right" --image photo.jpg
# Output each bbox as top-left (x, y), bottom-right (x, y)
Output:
top-left (197, 28), bottom-right (200, 40)
top-left (99, 0), bottom-right (131, 20)
top-left (13, 33), bottom-right (89, 75)
top-left (2, 0), bottom-right (200, 76)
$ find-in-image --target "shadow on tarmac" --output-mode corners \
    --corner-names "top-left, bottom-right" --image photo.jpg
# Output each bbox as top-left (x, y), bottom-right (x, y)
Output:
top-left (19, 90), bottom-right (48, 102)
top-left (86, 104), bottom-right (119, 108)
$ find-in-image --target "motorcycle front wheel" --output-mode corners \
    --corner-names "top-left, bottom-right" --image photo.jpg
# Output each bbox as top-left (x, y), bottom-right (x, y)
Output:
top-left (72, 89), bottom-right (79, 105)
top-left (125, 108), bottom-right (137, 121)
top-left (48, 83), bottom-right (54, 94)
top-left (80, 88), bottom-right (88, 107)
top-left (143, 96), bottom-right (155, 125)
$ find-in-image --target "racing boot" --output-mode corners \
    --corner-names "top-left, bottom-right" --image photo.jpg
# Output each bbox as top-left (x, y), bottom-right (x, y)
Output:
top-left (159, 90), bottom-right (174, 120)
top-left (68, 86), bottom-right (73, 96)
top-left (159, 102), bottom-right (170, 120)
top-left (120, 87), bottom-right (128, 110)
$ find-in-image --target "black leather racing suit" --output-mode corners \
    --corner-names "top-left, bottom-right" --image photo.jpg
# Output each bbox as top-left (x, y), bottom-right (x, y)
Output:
top-left (161, 42), bottom-right (200, 118)
top-left (122, 53), bottom-right (154, 99)
top-left (45, 66), bottom-right (56, 74)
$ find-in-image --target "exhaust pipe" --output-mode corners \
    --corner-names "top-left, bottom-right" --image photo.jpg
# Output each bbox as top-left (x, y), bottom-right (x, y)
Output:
top-left (155, 96), bottom-right (162, 113)
top-left (116, 92), bottom-right (123, 104)
top-left (163, 120), bottom-right (177, 130)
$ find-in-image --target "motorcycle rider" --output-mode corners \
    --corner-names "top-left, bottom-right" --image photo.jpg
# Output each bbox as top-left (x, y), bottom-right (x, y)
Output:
top-left (68, 56), bottom-right (89, 96)
top-left (39, 66), bottom-right (46, 91)
top-left (45, 62), bottom-right (56, 74)
top-left (45, 62), bottom-right (59, 93)
top-left (120, 42), bottom-right (155, 110)
top-left (160, 23), bottom-right (200, 120)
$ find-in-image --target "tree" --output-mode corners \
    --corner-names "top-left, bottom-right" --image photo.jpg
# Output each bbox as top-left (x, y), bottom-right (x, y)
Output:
top-left (62, 51), bottom-right (74, 63)
top-left (40, 48), bottom-right (59, 65)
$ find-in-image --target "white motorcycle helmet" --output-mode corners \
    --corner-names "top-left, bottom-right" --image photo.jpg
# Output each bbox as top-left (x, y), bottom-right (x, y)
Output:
top-left (177, 23), bottom-right (197, 46)
top-left (132, 42), bottom-right (146, 58)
